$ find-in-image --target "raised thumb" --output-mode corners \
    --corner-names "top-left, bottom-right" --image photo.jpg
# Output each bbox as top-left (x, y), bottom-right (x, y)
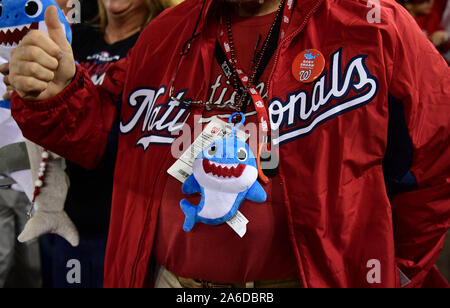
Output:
top-left (44, 6), bottom-right (70, 50)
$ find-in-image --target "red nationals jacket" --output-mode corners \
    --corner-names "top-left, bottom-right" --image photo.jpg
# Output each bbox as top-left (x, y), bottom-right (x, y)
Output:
top-left (11, 0), bottom-right (450, 288)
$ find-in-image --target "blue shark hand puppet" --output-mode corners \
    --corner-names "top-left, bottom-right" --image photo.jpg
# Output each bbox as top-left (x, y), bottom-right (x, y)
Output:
top-left (180, 113), bottom-right (267, 232)
top-left (0, 1), bottom-right (78, 247)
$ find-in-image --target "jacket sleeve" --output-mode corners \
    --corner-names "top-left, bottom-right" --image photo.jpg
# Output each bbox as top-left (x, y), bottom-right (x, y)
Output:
top-left (387, 6), bottom-right (450, 288)
top-left (10, 56), bottom-right (128, 170)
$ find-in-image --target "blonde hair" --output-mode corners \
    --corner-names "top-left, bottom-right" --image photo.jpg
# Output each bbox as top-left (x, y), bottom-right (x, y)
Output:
top-left (95, 0), bottom-right (176, 33)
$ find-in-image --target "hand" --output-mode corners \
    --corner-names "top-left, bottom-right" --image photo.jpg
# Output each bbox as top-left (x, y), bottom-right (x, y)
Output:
top-left (0, 63), bottom-right (13, 100)
top-left (9, 6), bottom-right (75, 101)
top-left (430, 31), bottom-right (449, 47)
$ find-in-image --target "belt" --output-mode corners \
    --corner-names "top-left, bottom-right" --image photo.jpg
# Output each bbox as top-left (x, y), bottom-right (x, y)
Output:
top-left (177, 276), bottom-right (302, 289)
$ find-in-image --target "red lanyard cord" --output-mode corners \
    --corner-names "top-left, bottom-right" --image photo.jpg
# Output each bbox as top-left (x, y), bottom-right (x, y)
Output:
top-left (216, 0), bottom-right (293, 183)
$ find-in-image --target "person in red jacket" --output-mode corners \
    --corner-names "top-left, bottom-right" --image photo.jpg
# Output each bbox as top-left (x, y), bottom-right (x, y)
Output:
top-left (7, 0), bottom-right (450, 288)
top-left (398, 0), bottom-right (449, 47)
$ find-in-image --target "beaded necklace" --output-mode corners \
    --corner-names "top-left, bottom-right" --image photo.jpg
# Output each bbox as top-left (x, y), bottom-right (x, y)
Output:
top-left (28, 149), bottom-right (49, 218)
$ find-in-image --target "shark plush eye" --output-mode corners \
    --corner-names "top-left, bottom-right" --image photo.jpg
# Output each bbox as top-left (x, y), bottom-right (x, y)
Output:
top-left (25, 0), bottom-right (43, 18)
top-left (0, 4), bottom-right (2, 18)
top-left (206, 145), bottom-right (217, 157)
top-left (237, 148), bottom-right (247, 162)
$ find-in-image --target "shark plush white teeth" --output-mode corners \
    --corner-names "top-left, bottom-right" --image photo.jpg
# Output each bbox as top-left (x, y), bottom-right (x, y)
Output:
top-left (0, 20), bottom-right (64, 48)
top-left (209, 162), bottom-right (239, 168)
top-left (0, 22), bottom-right (38, 47)
top-left (0, 24), bottom-right (27, 33)
top-left (202, 159), bottom-right (246, 179)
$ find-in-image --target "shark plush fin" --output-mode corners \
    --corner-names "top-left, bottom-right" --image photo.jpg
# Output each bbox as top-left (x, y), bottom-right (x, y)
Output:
top-left (18, 211), bottom-right (79, 247)
top-left (182, 174), bottom-right (201, 195)
top-left (180, 199), bottom-right (198, 232)
top-left (246, 181), bottom-right (267, 203)
top-left (19, 141), bottom-right (80, 247)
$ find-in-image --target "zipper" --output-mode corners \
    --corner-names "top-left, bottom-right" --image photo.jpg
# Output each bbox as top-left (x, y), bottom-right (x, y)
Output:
top-left (265, 0), bottom-right (325, 289)
top-left (128, 103), bottom-right (204, 287)
top-left (128, 3), bottom-right (216, 287)
top-left (129, 160), bottom-right (167, 287)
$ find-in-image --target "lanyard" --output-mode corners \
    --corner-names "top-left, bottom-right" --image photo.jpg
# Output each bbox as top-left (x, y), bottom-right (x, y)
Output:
top-left (214, 7), bottom-right (282, 112)
top-left (216, 0), bottom-right (294, 183)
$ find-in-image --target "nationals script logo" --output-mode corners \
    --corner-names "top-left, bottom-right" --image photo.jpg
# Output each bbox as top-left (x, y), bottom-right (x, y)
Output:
top-left (119, 88), bottom-right (190, 150)
top-left (119, 48), bottom-right (378, 150)
top-left (271, 48), bottom-right (378, 145)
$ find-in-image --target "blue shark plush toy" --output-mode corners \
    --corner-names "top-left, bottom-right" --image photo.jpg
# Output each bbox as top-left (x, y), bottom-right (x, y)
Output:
top-left (180, 113), bottom-right (267, 232)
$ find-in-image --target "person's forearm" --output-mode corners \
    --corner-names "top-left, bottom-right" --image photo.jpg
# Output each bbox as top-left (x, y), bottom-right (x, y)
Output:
top-left (11, 67), bottom-right (117, 170)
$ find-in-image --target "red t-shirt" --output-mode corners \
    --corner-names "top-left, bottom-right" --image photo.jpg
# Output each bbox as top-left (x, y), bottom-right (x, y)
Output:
top-left (153, 11), bottom-right (298, 283)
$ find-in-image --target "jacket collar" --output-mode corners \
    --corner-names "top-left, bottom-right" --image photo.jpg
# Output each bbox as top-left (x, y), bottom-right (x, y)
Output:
top-left (195, 0), bottom-right (325, 38)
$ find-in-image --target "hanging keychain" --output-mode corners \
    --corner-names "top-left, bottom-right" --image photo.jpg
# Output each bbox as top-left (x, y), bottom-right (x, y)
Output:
top-left (180, 113), bottom-right (267, 232)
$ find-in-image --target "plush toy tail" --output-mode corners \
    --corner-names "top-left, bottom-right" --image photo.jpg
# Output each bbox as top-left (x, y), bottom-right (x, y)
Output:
top-left (180, 199), bottom-right (198, 232)
top-left (19, 141), bottom-right (80, 247)
top-left (18, 211), bottom-right (80, 247)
